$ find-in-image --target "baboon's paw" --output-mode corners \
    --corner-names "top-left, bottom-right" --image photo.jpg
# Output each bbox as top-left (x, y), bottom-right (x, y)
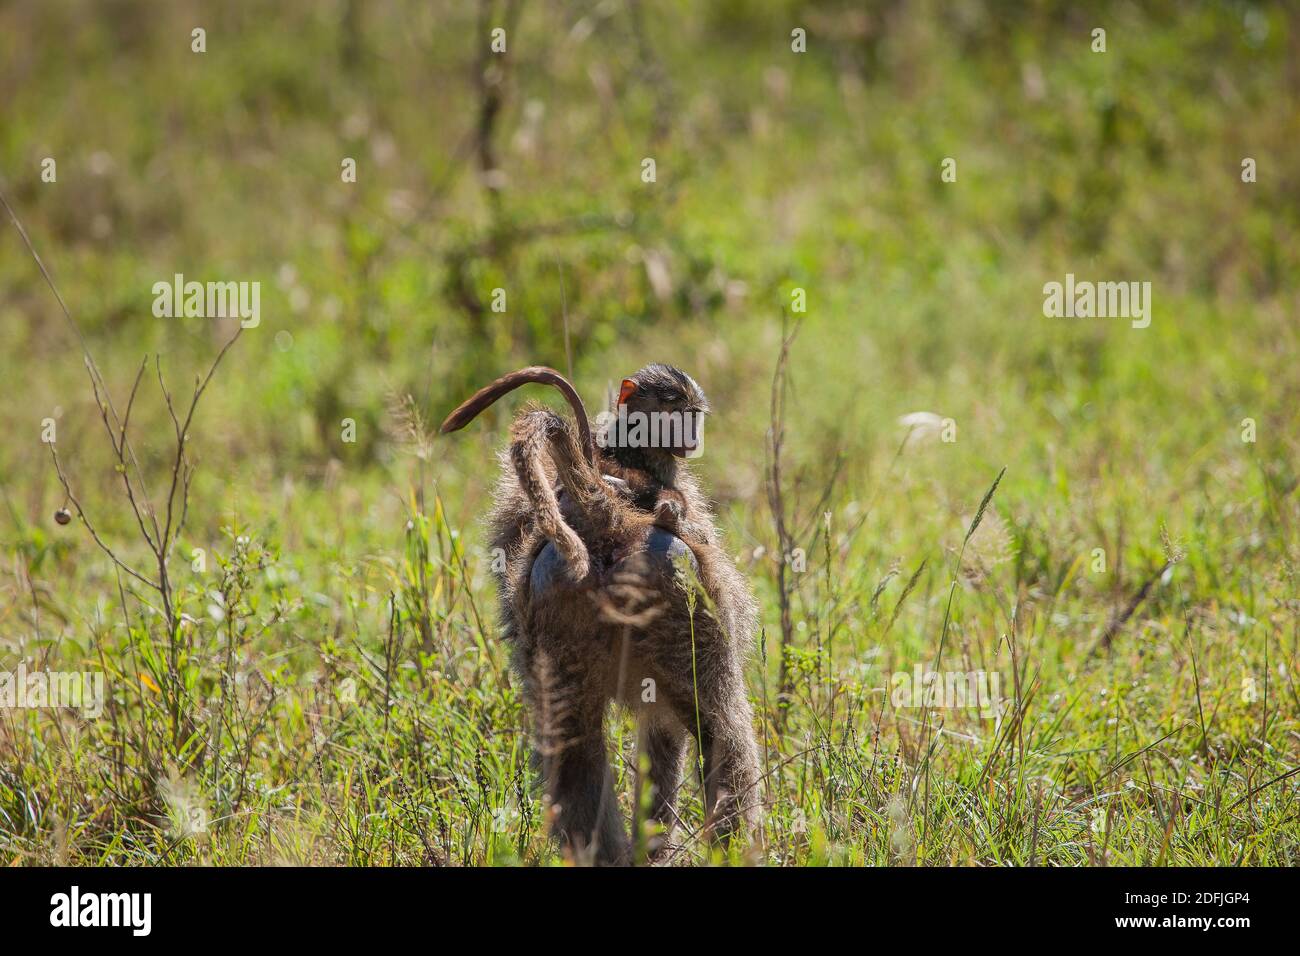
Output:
top-left (558, 533), bottom-right (590, 581)
top-left (653, 497), bottom-right (685, 531)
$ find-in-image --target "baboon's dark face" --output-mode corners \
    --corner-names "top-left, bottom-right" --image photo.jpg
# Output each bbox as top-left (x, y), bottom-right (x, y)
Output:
top-left (616, 364), bottom-right (710, 458)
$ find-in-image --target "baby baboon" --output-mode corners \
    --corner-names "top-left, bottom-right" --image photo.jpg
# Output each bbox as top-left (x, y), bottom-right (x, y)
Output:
top-left (441, 364), bottom-right (761, 864)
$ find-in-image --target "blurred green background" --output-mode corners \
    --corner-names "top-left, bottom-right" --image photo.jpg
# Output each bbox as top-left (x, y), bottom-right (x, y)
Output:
top-left (3, 1), bottom-right (1296, 521)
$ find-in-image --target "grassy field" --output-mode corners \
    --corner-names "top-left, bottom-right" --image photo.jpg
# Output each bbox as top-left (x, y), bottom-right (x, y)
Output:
top-left (1, 0), bottom-right (1298, 865)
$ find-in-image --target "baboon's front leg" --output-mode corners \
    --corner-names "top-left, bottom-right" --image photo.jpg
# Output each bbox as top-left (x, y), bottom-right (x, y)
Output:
top-left (698, 686), bottom-right (762, 845)
top-left (667, 648), bottom-right (762, 847)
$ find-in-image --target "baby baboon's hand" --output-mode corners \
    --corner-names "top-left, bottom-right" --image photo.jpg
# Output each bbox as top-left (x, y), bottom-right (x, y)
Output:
top-left (602, 474), bottom-right (632, 497)
top-left (653, 496), bottom-right (685, 532)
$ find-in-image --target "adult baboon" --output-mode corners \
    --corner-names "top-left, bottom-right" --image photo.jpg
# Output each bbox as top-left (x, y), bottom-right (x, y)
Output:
top-left (442, 364), bottom-right (761, 864)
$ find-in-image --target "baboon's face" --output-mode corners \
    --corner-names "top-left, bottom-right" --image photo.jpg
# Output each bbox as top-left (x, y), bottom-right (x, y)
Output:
top-left (617, 364), bottom-right (710, 457)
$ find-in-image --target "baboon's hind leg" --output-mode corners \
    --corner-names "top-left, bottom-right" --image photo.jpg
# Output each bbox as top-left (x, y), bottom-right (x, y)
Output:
top-left (639, 713), bottom-right (688, 858)
top-left (655, 644), bottom-right (762, 849)
top-left (530, 651), bottom-right (629, 866)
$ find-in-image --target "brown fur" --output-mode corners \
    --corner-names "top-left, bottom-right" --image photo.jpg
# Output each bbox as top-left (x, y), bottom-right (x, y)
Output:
top-left (442, 365), bottom-right (762, 865)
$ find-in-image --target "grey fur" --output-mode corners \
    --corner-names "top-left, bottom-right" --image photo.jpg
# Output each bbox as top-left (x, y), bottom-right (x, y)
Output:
top-left (468, 364), bottom-right (762, 865)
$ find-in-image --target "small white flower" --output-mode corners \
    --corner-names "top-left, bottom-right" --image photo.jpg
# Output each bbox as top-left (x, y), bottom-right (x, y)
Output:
top-left (897, 411), bottom-right (948, 446)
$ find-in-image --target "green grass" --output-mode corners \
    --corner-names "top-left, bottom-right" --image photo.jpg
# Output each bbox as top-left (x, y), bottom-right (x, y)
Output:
top-left (0, 0), bottom-right (1297, 865)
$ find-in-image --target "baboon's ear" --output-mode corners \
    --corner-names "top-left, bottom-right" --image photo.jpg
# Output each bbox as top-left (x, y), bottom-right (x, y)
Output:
top-left (618, 379), bottom-right (637, 405)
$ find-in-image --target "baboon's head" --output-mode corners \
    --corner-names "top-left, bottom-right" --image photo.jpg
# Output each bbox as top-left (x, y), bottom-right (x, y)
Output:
top-left (612, 363), bottom-right (710, 459)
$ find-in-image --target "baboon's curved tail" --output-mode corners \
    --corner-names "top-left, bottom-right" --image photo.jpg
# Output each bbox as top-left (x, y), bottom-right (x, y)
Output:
top-left (439, 366), bottom-right (596, 466)
top-left (442, 367), bottom-right (619, 582)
